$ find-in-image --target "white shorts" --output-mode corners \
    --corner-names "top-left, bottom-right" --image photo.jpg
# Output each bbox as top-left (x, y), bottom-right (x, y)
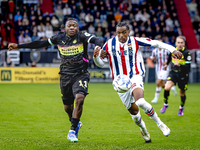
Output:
top-left (117, 75), bottom-right (144, 109)
top-left (156, 70), bottom-right (169, 80)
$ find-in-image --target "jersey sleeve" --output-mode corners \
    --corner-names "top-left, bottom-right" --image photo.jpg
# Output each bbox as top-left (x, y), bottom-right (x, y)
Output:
top-left (48, 34), bottom-right (59, 45)
top-left (80, 31), bottom-right (104, 47)
top-left (135, 37), bottom-right (177, 53)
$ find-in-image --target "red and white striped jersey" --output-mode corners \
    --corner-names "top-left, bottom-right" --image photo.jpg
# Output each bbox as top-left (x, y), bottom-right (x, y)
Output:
top-left (150, 48), bottom-right (170, 72)
top-left (95, 36), bottom-right (176, 80)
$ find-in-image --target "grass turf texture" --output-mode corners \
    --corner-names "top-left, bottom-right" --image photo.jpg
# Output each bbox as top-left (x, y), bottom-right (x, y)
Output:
top-left (0, 83), bottom-right (200, 150)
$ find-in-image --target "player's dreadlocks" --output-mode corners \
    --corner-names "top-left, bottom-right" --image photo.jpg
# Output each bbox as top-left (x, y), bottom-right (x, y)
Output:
top-left (116, 22), bottom-right (129, 30)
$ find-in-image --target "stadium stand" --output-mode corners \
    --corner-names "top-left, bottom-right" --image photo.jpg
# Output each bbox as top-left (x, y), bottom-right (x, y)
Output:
top-left (174, 0), bottom-right (199, 49)
top-left (0, 0), bottom-right (200, 51)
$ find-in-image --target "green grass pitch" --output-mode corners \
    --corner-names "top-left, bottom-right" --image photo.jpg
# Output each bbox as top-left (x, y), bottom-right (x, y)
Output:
top-left (0, 83), bottom-right (200, 150)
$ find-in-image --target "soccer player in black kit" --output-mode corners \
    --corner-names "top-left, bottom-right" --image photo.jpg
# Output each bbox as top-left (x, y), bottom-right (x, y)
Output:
top-left (8, 18), bottom-right (104, 142)
top-left (160, 36), bottom-right (191, 116)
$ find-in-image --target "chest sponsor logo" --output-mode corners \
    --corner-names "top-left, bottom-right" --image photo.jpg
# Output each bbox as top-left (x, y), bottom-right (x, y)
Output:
top-left (58, 44), bottom-right (84, 56)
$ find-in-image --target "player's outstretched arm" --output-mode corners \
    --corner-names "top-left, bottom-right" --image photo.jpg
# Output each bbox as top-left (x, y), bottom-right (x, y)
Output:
top-left (8, 40), bottom-right (51, 51)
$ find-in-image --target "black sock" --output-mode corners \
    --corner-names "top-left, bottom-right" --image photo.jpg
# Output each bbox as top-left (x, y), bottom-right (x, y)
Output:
top-left (164, 90), bottom-right (170, 104)
top-left (180, 95), bottom-right (186, 107)
top-left (70, 118), bottom-right (79, 131)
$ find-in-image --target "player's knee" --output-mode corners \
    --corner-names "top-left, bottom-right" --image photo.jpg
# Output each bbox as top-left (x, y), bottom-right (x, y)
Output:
top-left (130, 109), bottom-right (139, 115)
top-left (64, 105), bottom-right (72, 113)
top-left (165, 86), bottom-right (171, 91)
top-left (75, 94), bottom-right (85, 107)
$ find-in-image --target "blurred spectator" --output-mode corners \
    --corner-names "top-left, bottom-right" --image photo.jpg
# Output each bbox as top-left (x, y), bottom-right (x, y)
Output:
top-left (38, 22), bottom-right (46, 32)
top-left (114, 10), bottom-right (123, 22)
top-left (188, 0), bottom-right (197, 17)
top-left (88, 24), bottom-right (95, 34)
top-left (135, 10), bottom-right (145, 22)
top-left (102, 19), bottom-right (108, 29)
top-left (4, 57), bottom-right (14, 67)
top-left (71, 5), bottom-right (78, 19)
top-left (51, 15), bottom-right (59, 31)
top-left (45, 26), bottom-right (54, 39)
top-left (24, 33), bottom-right (32, 51)
top-left (63, 4), bottom-right (72, 17)
top-left (32, 32), bottom-right (39, 41)
top-left (4, 19), bottom-right (12, 42)
top-left (85, 13), bottom-right (94, 24)
top-left (107, 11), bottom-right (115, 24)
top-left (14, 11), bottom-right (23, 22)
top-left (31, 61), bottom-right (37, 67)
top-left (55, 5), bottom-right (64, 21)
top-left (8, 0), bottom-right (15, 20)
top-left (96, 27), bottom-right (103, 38)
top-left (119, 0), bottom-right (128, 13)
top-left (37, 28), bottom-right (45, 39)
top-left (1, 0), bottom-right (9, 20)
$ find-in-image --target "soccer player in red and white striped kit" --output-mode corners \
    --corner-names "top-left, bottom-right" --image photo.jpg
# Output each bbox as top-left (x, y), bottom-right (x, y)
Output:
top-left (93, 22), bottom-right (182, 142)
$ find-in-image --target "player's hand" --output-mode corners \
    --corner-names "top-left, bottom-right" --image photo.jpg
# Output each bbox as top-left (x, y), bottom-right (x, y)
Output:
top-left (172, 50), bottom-right (182, 59)
top-left (174, 59), bottom-right (180, 66)
top-left (100, 50), bottom-right (108, 59)
top-left (94, 46), bottom-right (101, 58)
top-left (8, 43), bottom-right (18, 51)
top-left (94, 46), bottom-right (108, 59)
top-left (163, 64), bottom-right (167, 70)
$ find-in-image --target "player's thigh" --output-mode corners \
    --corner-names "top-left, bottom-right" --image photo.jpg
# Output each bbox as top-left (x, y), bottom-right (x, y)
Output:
top-left (118, 90), bottom-right (135, 110)
top-left (178, 75), bottom-right (189, 91)
top-left (130, 75), bottom-right (144, 92)
top-left (72, 72), bottom-right (90, 97)
top-left (60, 76), bottom-right (74, 105)
top-left (165, 71), bottom-right (177, 90)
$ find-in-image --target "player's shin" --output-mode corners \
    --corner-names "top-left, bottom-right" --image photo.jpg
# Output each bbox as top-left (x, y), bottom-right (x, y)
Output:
top-left (136, 98), bottom-right (162, 126)
top-left (164, 90), bottom-right (170, 104)
top-left (131, 111), bottom-right (151, 142)
top-left (70, 118), bottom-right (80, 130)
top-left (131, 110), bottom-right (146, 129)
top-left (155, 86), bottom-right (161, 99)
top-left (180, 95), bottom-right (186, 107)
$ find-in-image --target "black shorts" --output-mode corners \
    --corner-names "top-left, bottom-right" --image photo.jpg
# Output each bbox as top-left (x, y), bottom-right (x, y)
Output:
top-left (60, 72), bottom-right (90, 105)
top-left (167, 70), bottom-right (189, 91)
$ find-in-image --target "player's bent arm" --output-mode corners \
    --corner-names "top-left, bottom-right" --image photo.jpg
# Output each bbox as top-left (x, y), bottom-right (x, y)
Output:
top-left (135, 37), bottom-right (177, 53)
top-left (93, 55), bottom-right (105, 68)
top-left (18, 40), bottom-right (51, 49)
top-left (89, 36), bottom-right (104, 47)
top-left (93, 49), bottom-right (107, 68)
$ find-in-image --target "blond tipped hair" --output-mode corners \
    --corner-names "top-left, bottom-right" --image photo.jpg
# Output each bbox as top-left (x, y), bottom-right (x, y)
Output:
top-left (176, 36), bottom-right (186, 42)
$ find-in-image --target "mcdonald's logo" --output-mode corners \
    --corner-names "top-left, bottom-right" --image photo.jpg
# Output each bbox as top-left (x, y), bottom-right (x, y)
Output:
top-left (1, 70), bottom-right (11, 81)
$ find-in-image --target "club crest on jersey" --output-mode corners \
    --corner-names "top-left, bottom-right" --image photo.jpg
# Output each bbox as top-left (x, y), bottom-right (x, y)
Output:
top-left (84, 32), bottom-right (91, 36)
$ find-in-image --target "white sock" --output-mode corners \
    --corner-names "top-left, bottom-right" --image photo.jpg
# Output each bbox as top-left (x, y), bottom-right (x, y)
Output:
top-left (131, 111), bottom-right (147, 130)
top-left (135, 98), bottom-right (162, 126)
top-left (171, 86), bottom-right (176, 92)
top-left (154, 87), bottom-right (161, 100)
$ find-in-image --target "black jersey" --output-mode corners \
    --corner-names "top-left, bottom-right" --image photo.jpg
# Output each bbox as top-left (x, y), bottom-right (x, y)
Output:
top-left (49, 31), bottom-right (103, 75)
top-left (167, 47), bottom-right (191, 76)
